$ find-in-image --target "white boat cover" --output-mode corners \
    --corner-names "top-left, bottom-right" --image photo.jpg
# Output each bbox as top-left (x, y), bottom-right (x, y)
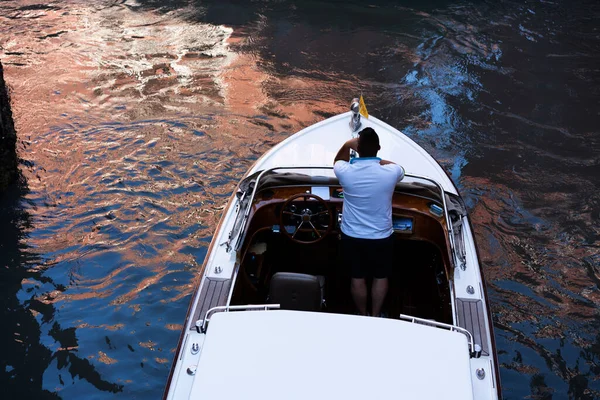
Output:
top-left (189, 310), bottom-right (474, 400)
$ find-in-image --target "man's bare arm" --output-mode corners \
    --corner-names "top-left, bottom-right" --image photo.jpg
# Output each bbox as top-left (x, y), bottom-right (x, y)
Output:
top-left (334, 138), bottom-right (359, 163)
top-left (379, 159), bottom-right (396, 165)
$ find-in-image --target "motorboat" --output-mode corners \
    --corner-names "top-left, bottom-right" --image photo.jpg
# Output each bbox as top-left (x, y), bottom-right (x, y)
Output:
top-left (163, 99), bottom-right (501, 399)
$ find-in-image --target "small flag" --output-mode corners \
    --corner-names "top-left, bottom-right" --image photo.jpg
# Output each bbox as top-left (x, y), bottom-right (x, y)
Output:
top-left (359, 95), bottom-right (369, 119)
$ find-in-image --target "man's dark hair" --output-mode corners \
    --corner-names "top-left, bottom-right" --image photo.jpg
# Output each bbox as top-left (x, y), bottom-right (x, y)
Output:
top-left (357, 127), bottom-right (380, 157)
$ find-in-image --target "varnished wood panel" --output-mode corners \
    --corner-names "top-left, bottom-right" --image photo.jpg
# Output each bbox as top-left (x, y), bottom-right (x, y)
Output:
top-left (244, 186), bottom-right (453, 274)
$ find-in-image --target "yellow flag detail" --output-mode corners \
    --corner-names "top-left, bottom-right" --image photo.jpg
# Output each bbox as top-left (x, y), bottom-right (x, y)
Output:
top-left (359, 95), bottom-right (369, 119)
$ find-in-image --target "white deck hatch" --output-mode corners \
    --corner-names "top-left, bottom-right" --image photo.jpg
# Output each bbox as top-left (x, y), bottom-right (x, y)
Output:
top-left (189, 310), bottom-right (474, 400)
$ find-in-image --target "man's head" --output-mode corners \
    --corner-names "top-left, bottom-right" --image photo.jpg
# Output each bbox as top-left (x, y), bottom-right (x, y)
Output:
top-left (357, 127), bottom-right (380, 157)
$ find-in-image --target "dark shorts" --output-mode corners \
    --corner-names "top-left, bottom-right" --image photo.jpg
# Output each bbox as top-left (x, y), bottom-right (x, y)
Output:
top-left (341, 232), bottom-right (394, 279)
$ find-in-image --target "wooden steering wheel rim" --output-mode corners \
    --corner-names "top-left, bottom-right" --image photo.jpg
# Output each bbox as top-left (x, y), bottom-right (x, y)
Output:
top-left (279, 193), bottom-right (333, 244)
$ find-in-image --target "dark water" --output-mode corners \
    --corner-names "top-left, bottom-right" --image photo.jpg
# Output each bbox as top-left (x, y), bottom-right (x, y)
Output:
top-left (1, 0), bottom-right (599, 398)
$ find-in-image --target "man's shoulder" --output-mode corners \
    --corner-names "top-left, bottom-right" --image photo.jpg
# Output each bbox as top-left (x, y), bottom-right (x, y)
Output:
top-left (379, 163), bottom-right (405, 181)
top-left (333, 160), bottom-right (350, 174)
top-left (380, 162), bottom-right (402, 171)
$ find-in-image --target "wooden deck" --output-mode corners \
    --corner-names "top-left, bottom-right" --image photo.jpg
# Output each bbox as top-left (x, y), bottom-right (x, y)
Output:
top-left (456, 298), bottom-right (489, 356)
top-left (190, 278), bottom-right (232, 330)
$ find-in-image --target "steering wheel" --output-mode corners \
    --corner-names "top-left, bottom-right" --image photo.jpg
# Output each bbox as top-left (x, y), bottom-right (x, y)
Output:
top-left (279, 193), bottom-right (333, 244)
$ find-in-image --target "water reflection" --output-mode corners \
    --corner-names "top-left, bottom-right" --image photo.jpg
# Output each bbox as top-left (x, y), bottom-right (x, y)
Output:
top-left (0, 180), bottom-right (123, 397)
top-left (1, 0), bottom-right (599, 398)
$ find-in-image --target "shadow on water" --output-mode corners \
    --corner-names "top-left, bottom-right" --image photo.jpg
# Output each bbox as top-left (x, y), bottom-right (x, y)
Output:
top-left (0, 178), bottom-right (123, 398)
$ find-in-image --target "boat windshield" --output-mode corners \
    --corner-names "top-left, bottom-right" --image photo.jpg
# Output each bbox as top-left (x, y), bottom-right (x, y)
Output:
top-left (229, 168), bottom-right (467, 253)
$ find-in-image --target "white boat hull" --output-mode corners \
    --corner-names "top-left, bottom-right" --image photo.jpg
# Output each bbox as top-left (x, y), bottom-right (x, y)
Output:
top-left (163, 110), bottom-right (500, 400)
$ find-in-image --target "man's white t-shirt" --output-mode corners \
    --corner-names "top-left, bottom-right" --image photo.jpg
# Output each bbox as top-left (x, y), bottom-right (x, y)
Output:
top-left (334, 157), bottom-right (405, 239)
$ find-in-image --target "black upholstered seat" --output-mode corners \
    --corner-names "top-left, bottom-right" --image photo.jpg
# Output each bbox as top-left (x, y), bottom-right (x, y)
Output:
top-left (268, 272), bottom-right (323, 311)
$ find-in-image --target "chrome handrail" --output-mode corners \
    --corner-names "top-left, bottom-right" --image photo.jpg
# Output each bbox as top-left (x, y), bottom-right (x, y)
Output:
top-left (196, 304), bottom-right (280, 333)
top-left (404, 173), bottom-right (457, 269)
top-left (399, 314), bottom-right (480, 358)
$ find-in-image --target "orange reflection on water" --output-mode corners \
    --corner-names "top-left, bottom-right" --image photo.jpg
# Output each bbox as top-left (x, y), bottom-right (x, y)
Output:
top-left (466, 175), bottom-right (599, 330)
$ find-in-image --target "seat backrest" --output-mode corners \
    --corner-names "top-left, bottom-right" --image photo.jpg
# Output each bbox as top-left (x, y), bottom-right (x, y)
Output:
top-left (269, 272), bottom-right (322, 311)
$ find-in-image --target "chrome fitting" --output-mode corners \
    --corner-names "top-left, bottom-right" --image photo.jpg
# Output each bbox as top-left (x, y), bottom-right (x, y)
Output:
top-left (476, 368), bottom-right (485, 380)
top-left (349, 98), bottom-right (362, 132)
top-left (471, 344), bottom-right (482, 358)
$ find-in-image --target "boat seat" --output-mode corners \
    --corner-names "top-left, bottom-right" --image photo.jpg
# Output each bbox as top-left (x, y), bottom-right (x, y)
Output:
top-left (268, 272), bottom-right (323, 311)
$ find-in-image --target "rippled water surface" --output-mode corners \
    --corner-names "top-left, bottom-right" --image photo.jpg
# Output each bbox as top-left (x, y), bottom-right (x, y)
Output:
top-left (1, 0), bottom-right (599, 398)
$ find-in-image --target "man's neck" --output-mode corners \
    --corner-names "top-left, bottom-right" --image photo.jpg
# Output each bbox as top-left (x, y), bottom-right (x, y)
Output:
top-left (350, 156), bottom-right (381, 164)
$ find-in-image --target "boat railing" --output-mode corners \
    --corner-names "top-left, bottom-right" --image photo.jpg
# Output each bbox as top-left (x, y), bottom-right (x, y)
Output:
top-left (231, 166), bottom-right (459, 269)
top-left (399, 314), bottom-right (482, 358)
top-left (196, 304), bottom-right (281, 333)
top-left (404, 172), bottom-right (457, 269)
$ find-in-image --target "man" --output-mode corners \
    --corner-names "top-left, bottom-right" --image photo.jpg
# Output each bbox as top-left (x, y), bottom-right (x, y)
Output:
top-left (333, 127), bottom-right (405, 316)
